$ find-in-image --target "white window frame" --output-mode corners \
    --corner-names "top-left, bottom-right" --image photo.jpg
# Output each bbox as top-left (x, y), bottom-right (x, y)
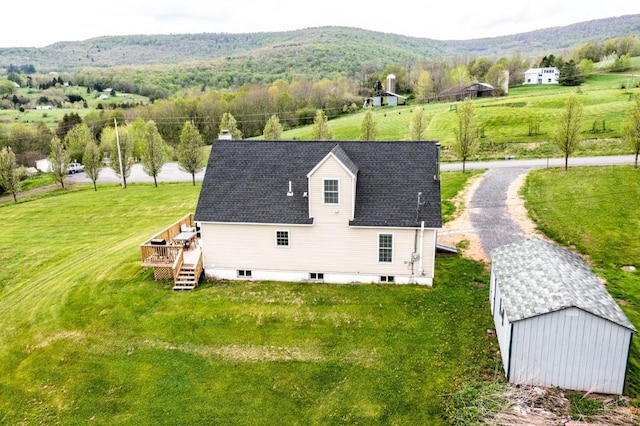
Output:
top-left (323, 178), bottom-right (340, 205)
top-left (309, 272), bottom-right (324, 281)
top-left (275, 230), bottom-right (290, 247)
top-left (378, 233), bottom-right (393, 263)
top-left (379, 275), bottom-right (395, 283)
top-left (237, 269), bottom-right (252, 278)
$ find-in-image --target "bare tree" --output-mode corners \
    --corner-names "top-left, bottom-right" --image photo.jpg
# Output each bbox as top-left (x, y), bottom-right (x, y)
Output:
top-left (0, 146), bottom-right (20, 202)
top-left (453, 98), bottom-right (479, 173)
top-left (48, 136), bottom-right (69, 189)
top-left (178, 121), bottom-right (206, 186)
top-left (553, 93), bottom-right (583, 171)
top-left (624, 94), bottom-right (640, 169)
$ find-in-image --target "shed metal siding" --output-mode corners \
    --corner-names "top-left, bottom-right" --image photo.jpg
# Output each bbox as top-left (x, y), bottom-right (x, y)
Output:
top-left (490, 274), bottom-right (513, 377)
top-left (510, 307), bottom-right (631, 394)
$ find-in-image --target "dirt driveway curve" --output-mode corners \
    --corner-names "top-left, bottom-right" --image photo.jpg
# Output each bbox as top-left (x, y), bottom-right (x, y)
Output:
top-left (438, 167), bottom-right (548, 262)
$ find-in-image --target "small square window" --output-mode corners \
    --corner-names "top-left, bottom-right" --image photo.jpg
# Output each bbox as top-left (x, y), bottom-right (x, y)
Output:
top-left (309, 272), bottom-right (324, 280)
top-left (238, 270), bottom-right (252, 278)
top-left (380, 275), bottom-right (395, 283)
top-left (276, 231), bottom-right (289, 247)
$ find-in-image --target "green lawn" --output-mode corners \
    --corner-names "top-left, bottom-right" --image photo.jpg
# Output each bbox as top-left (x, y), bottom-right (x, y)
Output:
top-left (0, 174), bottom-right (497, 425)
top-left (522, 166), bottom-right (640, 398)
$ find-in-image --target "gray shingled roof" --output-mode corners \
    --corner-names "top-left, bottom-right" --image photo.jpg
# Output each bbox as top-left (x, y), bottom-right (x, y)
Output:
top-left (195, 140), bottom-right (441, 228)
top-left (491, 238), bottom-right (636, 331)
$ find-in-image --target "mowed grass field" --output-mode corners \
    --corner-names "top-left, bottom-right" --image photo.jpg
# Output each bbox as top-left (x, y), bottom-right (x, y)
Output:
top-left (522, 166), bottom-right (640, 396)
top-left (0, 175), bottom-right (498, 425)
top-left (281, 73), bottom-right (639, 161)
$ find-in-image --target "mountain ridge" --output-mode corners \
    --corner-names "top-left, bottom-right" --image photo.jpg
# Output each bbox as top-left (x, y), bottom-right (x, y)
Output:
top-left (1, 14), bottom-right (639, 79)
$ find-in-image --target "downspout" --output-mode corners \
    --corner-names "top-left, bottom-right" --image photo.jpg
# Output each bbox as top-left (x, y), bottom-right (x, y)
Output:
top-left (418, 221), bottom-right (425, 276)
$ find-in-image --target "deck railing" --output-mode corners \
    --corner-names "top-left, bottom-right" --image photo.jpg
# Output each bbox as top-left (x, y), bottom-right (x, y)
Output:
top-left (140, 213), bottom-right (195, 266)
top-left (172, 249), bottom-right (185, 282)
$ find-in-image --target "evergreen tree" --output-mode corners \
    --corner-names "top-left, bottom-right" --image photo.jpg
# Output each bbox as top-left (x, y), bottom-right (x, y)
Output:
top-left (558, 60), bottom-right (584, 86)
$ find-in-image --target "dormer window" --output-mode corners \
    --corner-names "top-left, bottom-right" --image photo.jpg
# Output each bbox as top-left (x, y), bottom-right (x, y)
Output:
top-left (323, 179), bottom-right (339, 204)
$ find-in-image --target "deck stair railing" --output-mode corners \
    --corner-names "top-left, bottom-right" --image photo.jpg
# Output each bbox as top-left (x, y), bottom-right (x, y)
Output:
top-left (140, 213), bottom-right (203, 289)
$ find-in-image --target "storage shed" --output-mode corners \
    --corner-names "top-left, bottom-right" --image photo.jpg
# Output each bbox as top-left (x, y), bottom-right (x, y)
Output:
top-left (490, 238), bottom-right (636, 395)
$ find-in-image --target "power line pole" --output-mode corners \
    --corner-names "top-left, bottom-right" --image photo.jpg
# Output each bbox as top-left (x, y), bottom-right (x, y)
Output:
top-left (114, 118), bottom-right (126, 188)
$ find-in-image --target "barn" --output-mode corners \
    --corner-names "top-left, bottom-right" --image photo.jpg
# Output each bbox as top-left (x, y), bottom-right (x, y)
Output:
top-left (489, 238), bottom-right (636, 395)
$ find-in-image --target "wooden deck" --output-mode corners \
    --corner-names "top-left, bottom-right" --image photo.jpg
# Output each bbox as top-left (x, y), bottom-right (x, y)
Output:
top-left (140, 213), bottom-right (203, 290)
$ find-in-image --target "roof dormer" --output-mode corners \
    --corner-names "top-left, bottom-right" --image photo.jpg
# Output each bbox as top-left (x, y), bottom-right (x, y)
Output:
top-left (307, 144), bottom-right (358, 221)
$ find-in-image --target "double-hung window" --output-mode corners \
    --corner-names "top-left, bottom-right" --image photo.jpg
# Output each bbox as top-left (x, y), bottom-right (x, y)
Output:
top-left (276, 230), bottom-right (289, 247)
top-left (378, 234), bottom-right (393, 263)
top-left (323, 179), bottom-right (339, 204)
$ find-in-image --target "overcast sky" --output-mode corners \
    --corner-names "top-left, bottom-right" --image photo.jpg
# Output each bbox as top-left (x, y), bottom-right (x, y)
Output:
top-left (1, 1), bottom-right (638, 48)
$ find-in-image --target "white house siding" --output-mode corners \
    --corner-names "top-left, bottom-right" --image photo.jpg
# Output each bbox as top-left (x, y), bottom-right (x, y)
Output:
top-left (307, 154), bottom-right (356, 224)
top-left (199, 222), bottom-right (436, 284)
top-left (524, 68), bottom-right (559, 85)
top-left (509, 307), bottom-right (632, 394)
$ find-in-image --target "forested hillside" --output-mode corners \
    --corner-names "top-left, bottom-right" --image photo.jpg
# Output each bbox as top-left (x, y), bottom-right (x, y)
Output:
top-left (2, 14), bottom-right (639, 74)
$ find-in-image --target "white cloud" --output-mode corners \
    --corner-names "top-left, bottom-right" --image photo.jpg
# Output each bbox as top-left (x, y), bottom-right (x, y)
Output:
top-left (0, 1), bottom-right (638, 47)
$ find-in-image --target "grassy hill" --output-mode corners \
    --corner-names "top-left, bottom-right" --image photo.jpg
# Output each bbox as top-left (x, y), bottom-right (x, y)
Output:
top-left (278, 71), bottom-right (639, 161)
top-left (1, 15), bottom-right (640, 76)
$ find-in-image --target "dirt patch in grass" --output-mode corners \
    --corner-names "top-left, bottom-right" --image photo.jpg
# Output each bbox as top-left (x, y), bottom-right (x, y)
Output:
top-left (31, 331), bottom-right (86, 351)
top-left (439, 173), bottom-right (487, 262)
top-left (142, 340), bottom-right (324, 362)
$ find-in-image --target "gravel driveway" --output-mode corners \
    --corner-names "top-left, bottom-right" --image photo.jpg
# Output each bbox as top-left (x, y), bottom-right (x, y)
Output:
top-left (468, 167), bottom-right (532, 257)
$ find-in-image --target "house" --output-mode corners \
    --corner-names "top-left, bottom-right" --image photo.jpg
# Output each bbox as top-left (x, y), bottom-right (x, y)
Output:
top-left (524, 67), bottom-right (559, 85)
top-left (490, 238), bottom-right (636, 395)
top-left (194, 140), bottom-right (442, 285)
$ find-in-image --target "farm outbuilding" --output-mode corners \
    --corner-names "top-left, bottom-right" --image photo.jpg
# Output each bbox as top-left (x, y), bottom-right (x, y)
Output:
top-left (490, 238), bottom-right (636, 395)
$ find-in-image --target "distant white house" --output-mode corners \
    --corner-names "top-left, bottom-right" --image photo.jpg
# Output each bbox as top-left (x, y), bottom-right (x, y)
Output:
top-left (524, 67), bottom-right (559, 85)
top-left (35, 159), bottom-right (51, 172)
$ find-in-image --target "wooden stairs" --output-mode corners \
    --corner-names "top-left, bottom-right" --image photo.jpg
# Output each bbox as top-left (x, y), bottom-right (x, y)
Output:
top-left (173, 263), bottom-right (201, 290)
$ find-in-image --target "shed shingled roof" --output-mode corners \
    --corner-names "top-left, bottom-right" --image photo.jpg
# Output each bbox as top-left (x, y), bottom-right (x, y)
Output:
top-left (194, 140), bottom-right (442, 228)
top-left (491, 238), bottom-right (636, 331)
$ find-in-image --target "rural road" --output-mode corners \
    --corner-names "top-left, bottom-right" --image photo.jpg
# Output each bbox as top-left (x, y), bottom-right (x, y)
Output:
top-left (59, 154), bottom-right (635, 185)
top-left (3, 155), bottom-right (637, 259)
